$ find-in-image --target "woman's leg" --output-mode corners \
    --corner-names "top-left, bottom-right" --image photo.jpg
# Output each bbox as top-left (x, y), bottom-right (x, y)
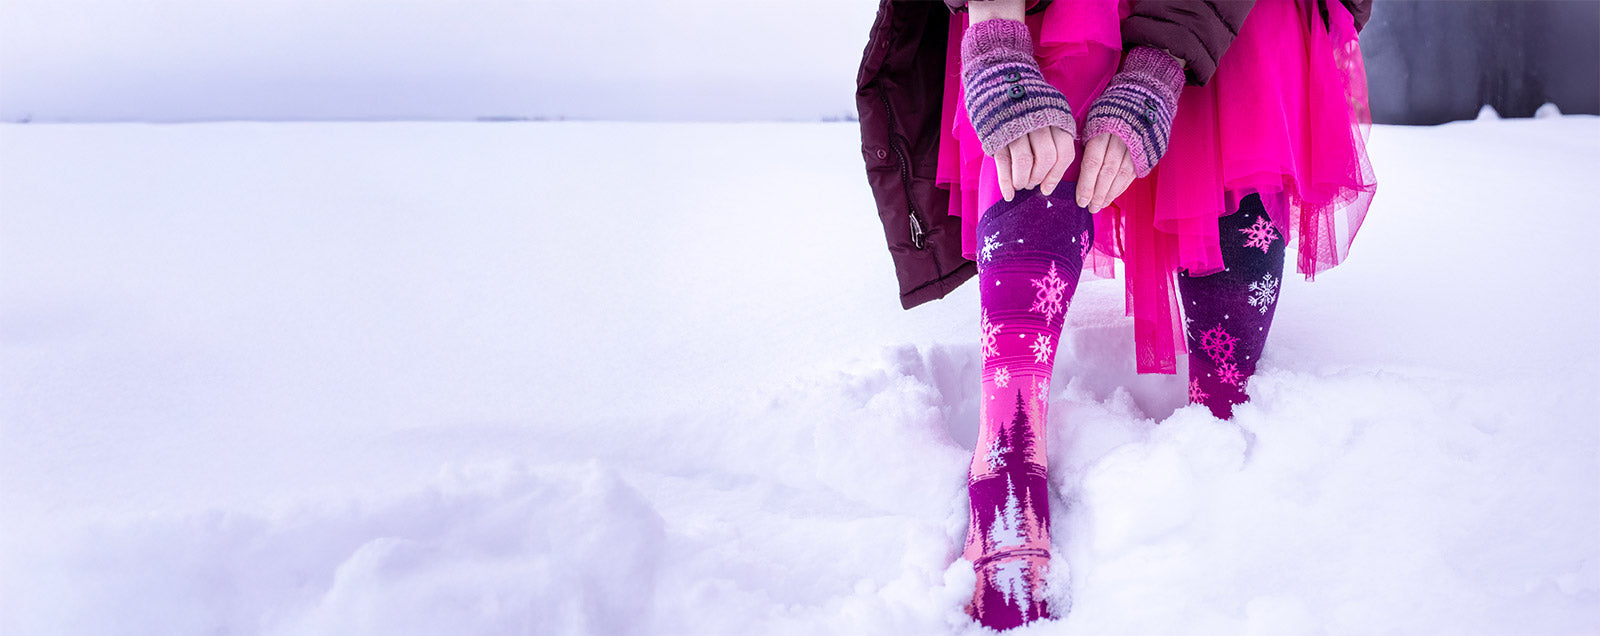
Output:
top-left (965, 188), bottom-right (1091, 629)
top-left (1178, 193), bottom-right (1287, 419)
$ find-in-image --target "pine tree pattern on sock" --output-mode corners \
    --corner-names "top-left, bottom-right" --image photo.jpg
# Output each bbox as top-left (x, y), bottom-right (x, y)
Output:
top-left (966, 188), bottom-right (1090, 629)
top-left (1178, 193), bottom-right (1287, 419)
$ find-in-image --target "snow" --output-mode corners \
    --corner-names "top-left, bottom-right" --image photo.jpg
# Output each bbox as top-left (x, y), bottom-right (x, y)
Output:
top-left (2, 116), bottom-right (1597, 635)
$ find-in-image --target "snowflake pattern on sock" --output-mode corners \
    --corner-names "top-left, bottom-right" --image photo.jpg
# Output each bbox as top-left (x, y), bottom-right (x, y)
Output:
top-left (980, 232), bottom-right (1002, 264)
top-left (1240, 216), bottom-right (1281, 253)
top-left (1030, 261), bottom-right (1069, 324)
top-left (1033, 377), bottom-right (1050, 406)
top-left (1198, 325), bottom-right (1238, 363)
top-left (985, 437), bottom-right (1011, 471)
top-left (1030, 334), bottom-right (1053, 364)
top-left (1188, 377), bottom-right (1209, 403)
top-left (1247, 273), bottom-right (1280, 314)
top-left (981, 309), bottom-right (1003, 361)
top-left (994, 366), bottom-right (1011, 388)
top-left (1216, 361), bottom-right (1243, 386)
top-left (1078, 229), bottom-right (1091, 259)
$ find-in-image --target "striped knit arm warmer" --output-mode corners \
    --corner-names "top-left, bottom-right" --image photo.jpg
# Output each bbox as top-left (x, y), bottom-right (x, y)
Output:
top-left (961, 18), bottom-right (1075, 157)
top-left (1081, 47), bottom-right (1185, 177)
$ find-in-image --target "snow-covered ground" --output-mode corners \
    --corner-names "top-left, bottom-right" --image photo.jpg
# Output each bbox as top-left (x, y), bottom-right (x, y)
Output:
top-left (1, 116), bottom-right (1596, 635)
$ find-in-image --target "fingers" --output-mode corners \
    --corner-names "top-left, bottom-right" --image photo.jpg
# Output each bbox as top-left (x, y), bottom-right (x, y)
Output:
top-left (1089, 136), bottom-right (1127, 213)
top-left (999, 127), bottom-right (1077, 202)
top-left (1076, 134), bottom-right (1108, 209)
top-left (1105, 158), bottom-right (1136, 211)
top-left (1008, 137), bottom-right (1033, 198)
top-left (1041, 126), bottom-right (1074, 196)
top-left (1026, 128), bottom-right (1054, 190)
top-left (995, 146), bottom-right (1015, 202)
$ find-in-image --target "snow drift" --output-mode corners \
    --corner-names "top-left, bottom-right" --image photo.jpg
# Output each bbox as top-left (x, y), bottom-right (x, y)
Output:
top-left (1, 116), bottom-right (1596, 634)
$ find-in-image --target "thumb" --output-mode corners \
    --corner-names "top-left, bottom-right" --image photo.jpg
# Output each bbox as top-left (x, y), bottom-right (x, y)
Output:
top-left (995, 147), bottom-right (1016, 202)
top-left (1076, 134), bottom-right (1109, 208)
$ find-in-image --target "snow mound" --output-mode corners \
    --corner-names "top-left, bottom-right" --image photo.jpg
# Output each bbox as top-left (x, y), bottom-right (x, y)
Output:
top-left (2, 119), bottom-right (1598, 634)
top-left (6, 463), bottom-right (667, 635)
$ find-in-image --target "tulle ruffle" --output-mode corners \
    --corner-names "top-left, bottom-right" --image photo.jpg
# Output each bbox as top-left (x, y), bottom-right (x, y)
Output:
top-left (1095, 0), bottom-right (1377, 373)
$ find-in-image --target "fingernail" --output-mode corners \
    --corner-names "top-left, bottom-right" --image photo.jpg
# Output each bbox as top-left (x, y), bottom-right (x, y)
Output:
top-left (1077, 196), bottom-right (1088, 207)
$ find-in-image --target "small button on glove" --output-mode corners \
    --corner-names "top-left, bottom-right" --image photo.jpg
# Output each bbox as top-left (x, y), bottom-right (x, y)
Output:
top-left (961, 18), bottom-right (1076, 157)
top-left (1081, 46), bottom-right (1186, 177)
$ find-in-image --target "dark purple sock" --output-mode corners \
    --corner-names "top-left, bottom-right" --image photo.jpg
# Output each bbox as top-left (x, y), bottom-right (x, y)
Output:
top-left (1177, 193), bottom-right (1287, 419)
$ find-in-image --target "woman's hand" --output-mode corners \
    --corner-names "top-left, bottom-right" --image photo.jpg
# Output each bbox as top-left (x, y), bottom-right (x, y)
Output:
top-left (1075, 133), bottom-right (1136, 213)
top-left (1075, 47), bottom-right (1187, 212)
top-left (960, 17), bottom-right (1077, 201)
top-left (996, 125), bottom-right (1075, 202)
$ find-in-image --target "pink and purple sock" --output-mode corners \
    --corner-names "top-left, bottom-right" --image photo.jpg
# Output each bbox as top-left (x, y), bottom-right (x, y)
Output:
top-left (965, 188), bottom-right (1091, 629)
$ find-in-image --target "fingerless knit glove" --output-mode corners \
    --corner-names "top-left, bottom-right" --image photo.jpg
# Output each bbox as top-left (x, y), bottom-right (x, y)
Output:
top-left (961, 18), bottom-right (1075, 157)
top-left (1081, 47), bottom-right (1185, 177)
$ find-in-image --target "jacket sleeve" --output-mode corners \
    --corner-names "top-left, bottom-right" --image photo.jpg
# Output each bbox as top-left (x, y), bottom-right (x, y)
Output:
top-left (1343, 0), bottom-right (1373, 32)
top-left (1121, 0), bottom-right (1256, 87)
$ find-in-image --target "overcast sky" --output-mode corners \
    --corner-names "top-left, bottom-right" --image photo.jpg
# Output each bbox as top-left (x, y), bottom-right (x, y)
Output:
top-left (0, 0), bottom-right (882, 122)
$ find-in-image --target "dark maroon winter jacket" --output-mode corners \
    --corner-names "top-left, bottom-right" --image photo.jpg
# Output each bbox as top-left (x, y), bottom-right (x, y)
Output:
top-left (856, 0), bottom-right (1371, 310)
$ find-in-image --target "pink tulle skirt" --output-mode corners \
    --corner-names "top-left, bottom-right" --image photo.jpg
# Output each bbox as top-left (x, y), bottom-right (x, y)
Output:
top-left (937, 0), bottom-right (1376, 374)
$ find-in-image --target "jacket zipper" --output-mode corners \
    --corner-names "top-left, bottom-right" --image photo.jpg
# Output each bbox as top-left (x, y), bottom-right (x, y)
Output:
top-left (877, 91), bottom-right (927, 250)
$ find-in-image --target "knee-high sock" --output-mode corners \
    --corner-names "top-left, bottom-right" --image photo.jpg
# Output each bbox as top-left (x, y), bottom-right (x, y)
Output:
top-left (965, 188), bottom-right (1090, 629)
top-left (1177, 193), bottom-right (1287, 419)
